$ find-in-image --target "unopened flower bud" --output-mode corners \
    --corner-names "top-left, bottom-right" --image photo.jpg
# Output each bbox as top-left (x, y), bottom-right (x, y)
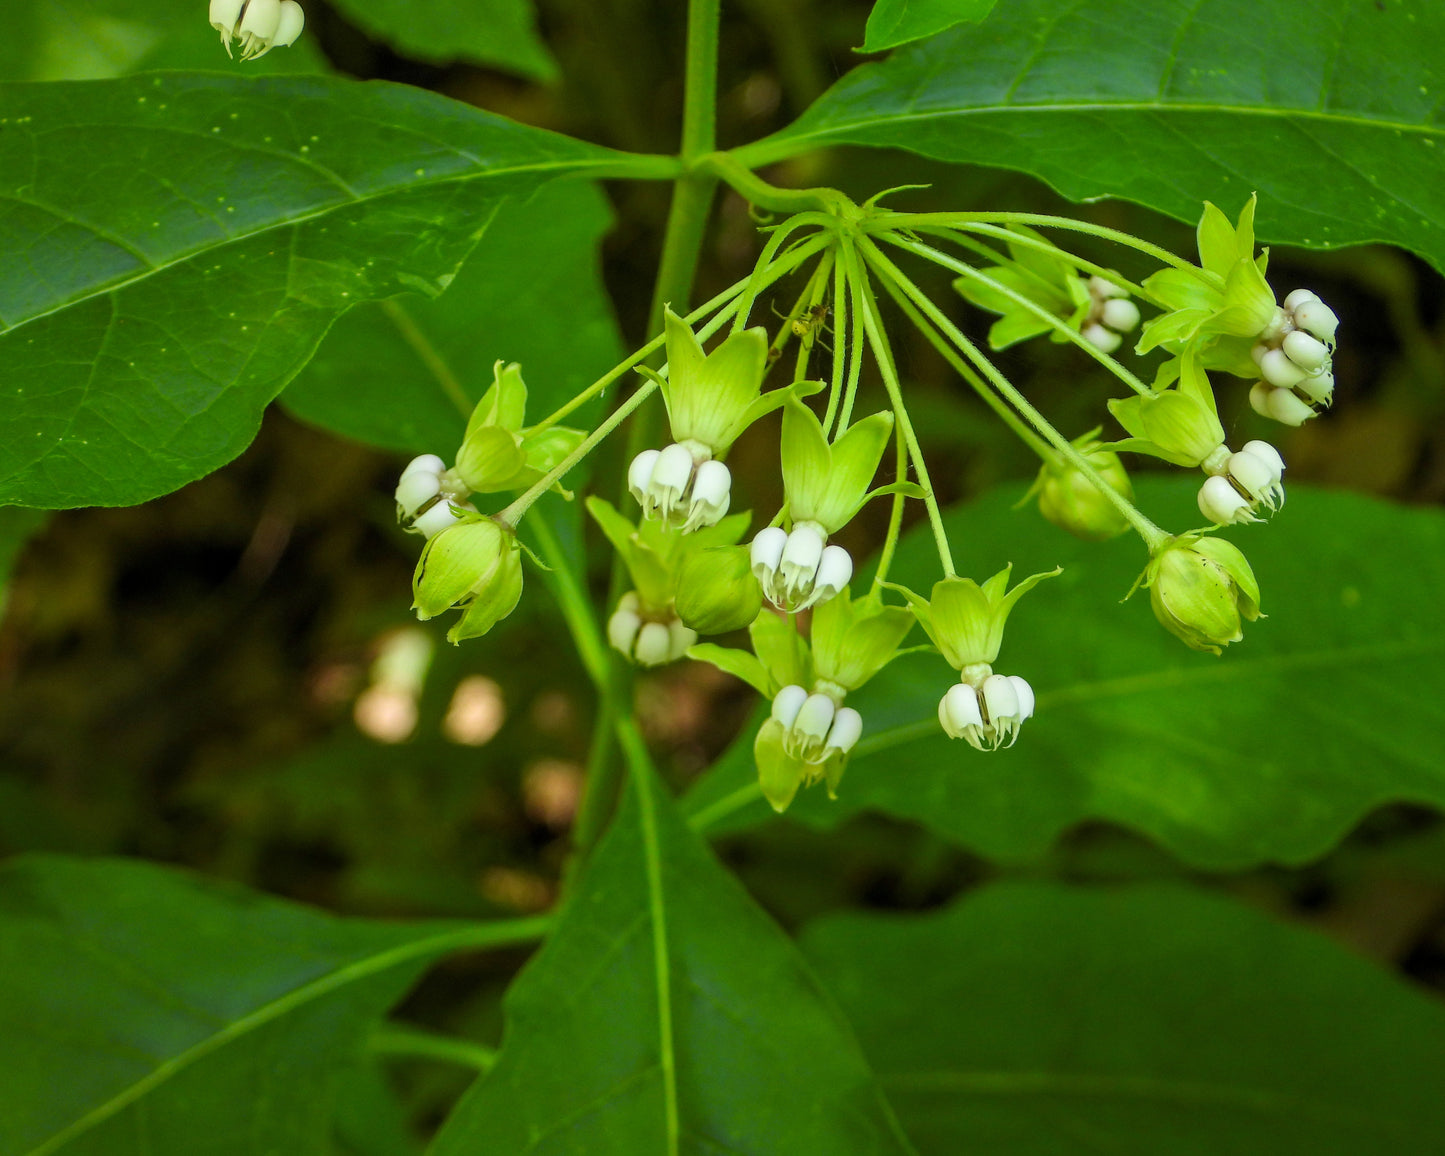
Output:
top-left (1144, 535), bottom-right (1261, 654)
top-left (634, 621), bottom-right (673, 667)
top-left (675, 545), bottom-right (762, 634)
top-left (607, 592), bottom-right (696, 668)
top-left (1296, 370), bottom-right (1334, 405)
top-left (412, 518), bottom-right (523, 643)
top-left (1100, 298), bottom-right (1141, 333)
top-left (1282, 330), bottom-right (1329, 372)
top-left (824, 707), bottom-right (863, 756)
top-left (1286, 291), bottom-right (1339, 343)
top-left (771, 684), bottom-right (808, 728)
top-left (1260, 348), bottom-right (1307, 389)
top-left (1228, 440), bottom-right (1285, 511)
top-left (396, 454), bottom-right (473, 539)
top-left (1034, 437), bottom-right (1133, 541)
top-left (1250, 382), bottom-right (1317, 426)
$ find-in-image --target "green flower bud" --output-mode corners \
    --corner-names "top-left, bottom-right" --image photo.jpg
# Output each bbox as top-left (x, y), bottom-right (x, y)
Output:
top-left (1143, 534), bottom-right (1261, 655)
top-left (780, 398), bottom-right (896, 534)
top-left (455, 361), bottom-right (585, 493)
top-left (891, 564), bottom-right (1059, 671)
top-left (809, 586), bottom-right (914, 691)
top-left (1032, 433), bottom-right (1133, 541)
top-left (412, 517), bottom-right (523, 644)
top-left (675, 546), bottom-right (763, 635)
top-left (1107, 389), bottom-right (1224, 468)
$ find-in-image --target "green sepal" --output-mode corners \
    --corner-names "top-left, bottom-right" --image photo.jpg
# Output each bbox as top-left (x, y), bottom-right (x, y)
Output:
top-left (687, 641), bottom-right (772, 696)
top-left (456, 361), bottom-right (586, 494)
top-left (754, 719), bottom-right (806, 812)
top-left (781, 399), bottom-right (895, 533)
top-left (446, 546), bottom-right (524, 644)
top-left (887, 564), bottom-right (1060, 670)
top-left (1033, 429), bottom-right (1133, 542)
top-left (809, 587), bottom-right (915, 691)
top-left (750, 611), bottom-right (811, 691)
top-left (412, 517), bottom-right (510, 619)
top-left (585, 496), bottom-right (673, 610)
top-left (1106, 377), bottom-right (1223, 468)
top-left (661, 306), bottom-right (771, 453)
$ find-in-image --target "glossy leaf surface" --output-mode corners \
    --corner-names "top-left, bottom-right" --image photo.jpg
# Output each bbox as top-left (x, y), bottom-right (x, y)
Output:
top-left (432, 754), bottom-right (915, 1155)
top-left (802, 882), bottom-right (1445, 1154)
top-left (861, 0), bottom-right (997, 53)
top-left (0, 74), bottom-right (658, 509)
top-left (743, 0), bottom-right (1445, 272)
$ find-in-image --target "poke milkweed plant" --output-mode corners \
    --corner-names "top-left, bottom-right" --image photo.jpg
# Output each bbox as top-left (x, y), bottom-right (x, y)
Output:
top-left (3, 1), bottom-right (1445, 1154)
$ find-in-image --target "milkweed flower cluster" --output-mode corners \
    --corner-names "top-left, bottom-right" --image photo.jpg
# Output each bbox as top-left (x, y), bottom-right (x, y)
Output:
top-left (209, 0), bottom-right (304, 59)
top-left (383, 185), bottom-right (1338, 809)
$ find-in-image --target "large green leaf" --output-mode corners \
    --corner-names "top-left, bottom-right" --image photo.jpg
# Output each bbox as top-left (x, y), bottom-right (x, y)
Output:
top-left (861, 0), bottom-right (997, 53)
top-left (430, 748), bottom-right (916, 1155)
top-left (284, 178), bottom-right (621, 456)
top-left (0, 855), bottom-right (544, 1156)
top-left (328, 0), bottom-right (557, 81)
top-left (740, 0), bottom-right (1445, 272)
top-left (685, 480), bottom-right (1445, 868)
top-left (801, 882), bottom-right (1445, 1154)
top-left (0, 73), bottom-right (667, 509)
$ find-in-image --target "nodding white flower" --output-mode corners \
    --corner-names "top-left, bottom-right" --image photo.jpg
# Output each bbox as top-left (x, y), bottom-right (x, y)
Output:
top-left (1198, 439), bottom-right (1286, 526)
top-left (750, 523), bottom-right (853, 612)
top-left (1248, 288), bottom-right (1338, 423)
top-left (607, 593), bottom-right (696, 668)
top-left (211, 0), bottom-right (305, 60)
top-left (770, 685), bottom-right (862, 764)
top-left (938, 673), bottom-right (1034, 750)
top-left (1081, 276), bottom-right (1140, 353)
top-left (628, 443), bottom-right (731, 532)
top-left (396, 454), bottom-right (475, 539)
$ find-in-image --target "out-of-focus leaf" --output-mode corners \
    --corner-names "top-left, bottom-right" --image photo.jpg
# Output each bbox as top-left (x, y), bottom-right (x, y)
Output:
top-left (0, 74), bottom-right (667, 509)
top-left (0, 0), bottom-right (326, 81)
top-left (685, 480), bottom-right (1445, 868)
top-left (741, 0), bottom-right (1445, 272)
top-left (861, 0), bottom-right (997, 53)
top-left (284, 179), bottom-right (620, 456)
top-left (431, 751), bottom-right (917, 1155)
top-left (801, 882), bottom-right (1445, 1154)
top-left (327, 0), bottom-right (557, 81)
top-left (0, 505), bottom-right (46, 586)
top-left (0, 855), bottom-right (543, 1155)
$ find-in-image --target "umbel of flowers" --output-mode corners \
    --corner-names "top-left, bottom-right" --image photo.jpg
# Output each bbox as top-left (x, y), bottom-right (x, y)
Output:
top-left (380, 180), bottom-right (1339, 811)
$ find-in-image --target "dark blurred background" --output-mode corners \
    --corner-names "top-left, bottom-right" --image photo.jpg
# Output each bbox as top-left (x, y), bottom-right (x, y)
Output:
top-left (3, 0), bottom-right (1444, 1133)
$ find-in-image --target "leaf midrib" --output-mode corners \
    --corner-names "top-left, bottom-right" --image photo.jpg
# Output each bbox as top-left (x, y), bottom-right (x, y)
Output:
top-left (883, 1069), bottom-right (1423, 1138)
top-left (738, 98), bottom-right (1445, 167)
top-left (26, 918), bottom-right (548, 1156)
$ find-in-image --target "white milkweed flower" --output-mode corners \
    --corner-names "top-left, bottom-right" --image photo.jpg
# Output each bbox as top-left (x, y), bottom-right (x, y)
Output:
top-left (210, 0), bottom-right (305, 60)
top-left (396, 454), bottom-right (475, 539)
top-left (628, 442), bottom-right (731, 533)
top-left (607, 593), bottom-right (696, 668)
top-left (770, 685), bottom-right (862, 764)
top-left (1249, 288), bottom-right (1339, 424)
top-left (1197, 440), bottom-right (1286, 526)
top-left (750, 522), bottom-right (852, 612)
top-left (1080, 276), bottom-right (1141, 353)
top-left (938, 673), bottom-right (1035, 751)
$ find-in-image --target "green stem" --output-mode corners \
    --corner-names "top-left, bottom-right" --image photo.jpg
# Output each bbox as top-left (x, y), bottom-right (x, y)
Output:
top-left (498, 378), bottom-right (660, 527)
top-left (681, 0), bottom-right (719, 163)
top-left (529, 507), bottom-right (611, 690)
top-left (868, 210), bottom-right (1192, 272)
top-left (841, 243), bottom-right (956, 577)
top-left (886, 234), bottom-right (1156, 398)
top-left (858, 239), bottom-right (1169, 551)
top-left (909, 222), bottom-right (1149, 299)
top-left (383, 299), bottom-right (473, 418)
top-left (820, 251), bottom-right (849, 435)
top-left (791, 250), bottom-right (835, 385)
top-left (872, 421), bottom-right (908, 587)
top-left (834, 239), bottom-right (869, 433)
top-left (868, 255), bottom-right (1053, 459)
top-left (702, 151), bottom-right (857, 218)
top-left (370, 1024), bottom-right (497, 1073)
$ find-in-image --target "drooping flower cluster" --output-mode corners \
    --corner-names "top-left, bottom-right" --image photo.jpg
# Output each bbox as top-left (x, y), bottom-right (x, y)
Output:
top-left (381, 187), bottom-right (1340, 813)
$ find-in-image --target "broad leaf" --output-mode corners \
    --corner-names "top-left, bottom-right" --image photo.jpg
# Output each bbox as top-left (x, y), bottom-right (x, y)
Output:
top-left (0, 73), bottom-right (665, 509)
top-left (431, 753), bottom-right (916, 1155)
top-left (327, 0), bottom-right (558, 81)
top-left (802, 882), bottom-right (1445, 1154)
top-left (861, 0), bottom-right (997, 53)
top-left (0, 854), bottom-right (543, 1156)
top-left (741, 0), bottom-right (1445, 273)
top-left (284, 178), bottom-right (621, 456)
top-left (685, 480), bottom-right (1445, 868)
